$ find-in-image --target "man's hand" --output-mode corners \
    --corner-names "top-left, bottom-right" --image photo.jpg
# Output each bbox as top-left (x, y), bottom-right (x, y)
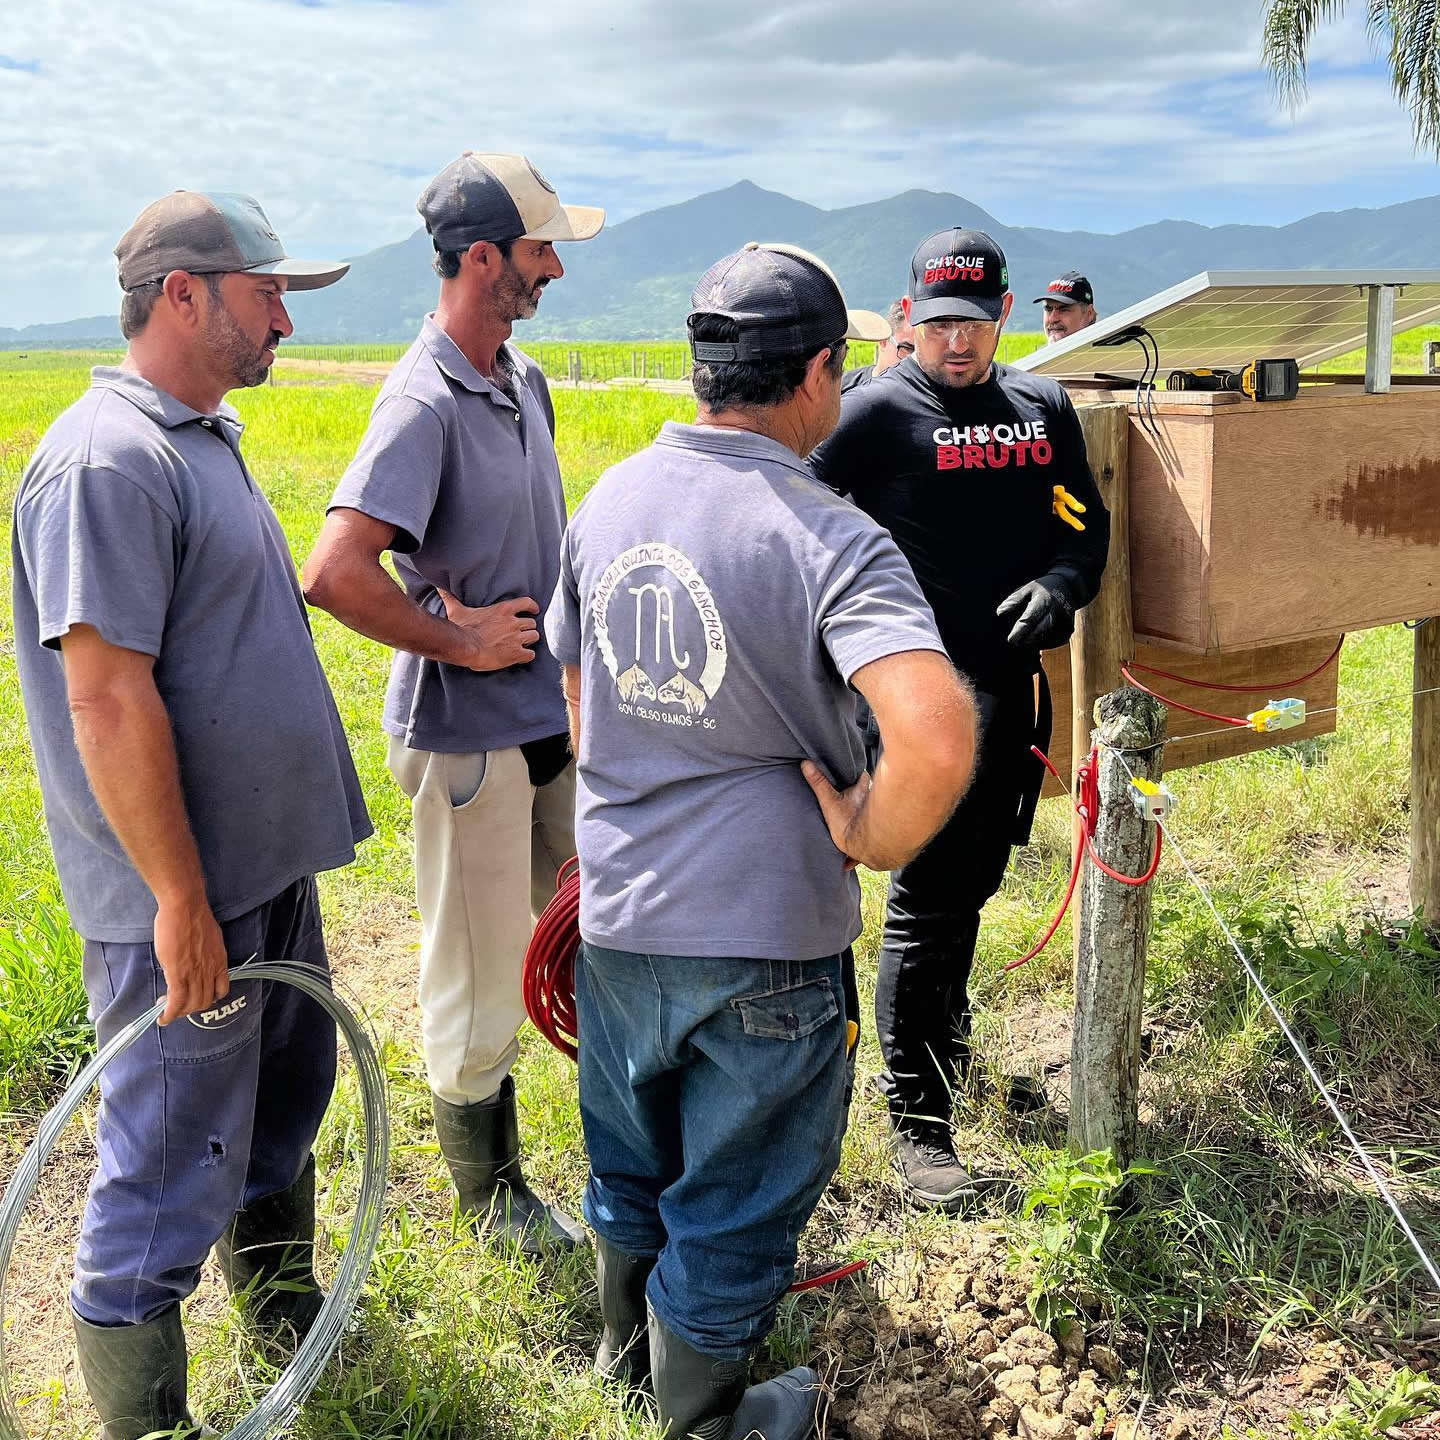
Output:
top-left (437, 590), bottom-right (540, 671)
top-left (801, 761), bottom-right (869, 871)
top-left (996, 576), bottom-right (1075, 650)
top-left (153, 891), bottom-right (229, 1025)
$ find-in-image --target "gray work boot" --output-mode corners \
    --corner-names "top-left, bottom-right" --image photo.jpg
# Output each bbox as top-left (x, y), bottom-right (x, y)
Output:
top-left (214, 1151), bottom-right (324, 1341)
top-left (891, 1124), bottom-right (988, 1214)
top-left (432, 1077), bottom-right (584, 1256)
top-left (650, 1307), bottom-right (821, 1440)
top-left (594, 1235), bottom-right (656, 1385)
top-left (73, 1303), bottom-right (205, 1440)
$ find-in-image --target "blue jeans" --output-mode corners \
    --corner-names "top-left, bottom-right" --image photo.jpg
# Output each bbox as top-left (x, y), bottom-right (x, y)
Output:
top-left (576, 943), bottom-right (849, 1359)
top-left (71, 877), bottom-right (336, 1326)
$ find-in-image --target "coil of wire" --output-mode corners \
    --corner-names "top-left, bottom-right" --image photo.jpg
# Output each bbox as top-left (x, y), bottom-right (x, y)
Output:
top-left (0, 962), bottom-right (390, 1440)
top-left (524, 855), bottom-right (582, 1060)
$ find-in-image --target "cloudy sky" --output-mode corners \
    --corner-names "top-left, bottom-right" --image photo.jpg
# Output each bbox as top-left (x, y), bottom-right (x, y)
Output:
top-left (3, 0), bottom-right (1436, 327)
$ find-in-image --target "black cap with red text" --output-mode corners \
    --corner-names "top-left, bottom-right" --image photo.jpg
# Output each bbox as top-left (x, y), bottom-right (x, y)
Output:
top-left (1032, 270), bottom-right (1094, 308)
top-left (907, 228), bottom-right (1008, 324)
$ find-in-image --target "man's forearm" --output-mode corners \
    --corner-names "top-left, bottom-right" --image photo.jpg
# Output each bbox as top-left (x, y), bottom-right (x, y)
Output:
top-left (848, 669), bottom-right (977, 871)
top-left (69, 680), bottom-right (209, 907)
top-left (304, 555), bottom-right (474, 665)
top-left (849, 733), bottom-right (974, 871)
top-left (561, 664), bottom-right (582, 757)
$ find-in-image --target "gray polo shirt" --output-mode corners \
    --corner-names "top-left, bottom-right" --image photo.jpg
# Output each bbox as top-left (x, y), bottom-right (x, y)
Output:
top-left (545, 421), bottom-right (947, 961)
top-left (11, 368), bottom-right (372, 944)
top-left (329, 317), bottom-right (567, 754)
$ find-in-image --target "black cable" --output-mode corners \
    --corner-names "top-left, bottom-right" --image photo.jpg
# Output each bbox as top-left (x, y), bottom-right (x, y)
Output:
top-left (1094, 324), bottom-right (1162, 438)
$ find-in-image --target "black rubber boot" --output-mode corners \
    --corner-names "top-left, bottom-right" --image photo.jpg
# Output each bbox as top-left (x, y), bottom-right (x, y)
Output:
top-left (650, 1307), bottom-right (820, 1440)
top-left (432, 1077), bottom-right (584, 1256)
top-left (891, 1123), bottom-right (988, 1214)
top-left (73, 1304), bottom-right (205, 1439)
top-left (594, 1235), bottom-right (656, 1385)
top-left (214, 1151), bottom-right (324, 1341)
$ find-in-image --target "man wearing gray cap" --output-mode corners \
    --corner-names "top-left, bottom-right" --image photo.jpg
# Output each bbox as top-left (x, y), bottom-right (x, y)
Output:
top-left (304, 153), bottom-right (603, 1255)
top-left (11, 191), bottom-right (369, 1438)
top-left (545, 241), bottom-right (976, 1438)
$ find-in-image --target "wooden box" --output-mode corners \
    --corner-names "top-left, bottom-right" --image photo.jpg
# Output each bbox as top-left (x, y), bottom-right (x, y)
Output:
top-left (1064, 386), bottom-right (1440, 655)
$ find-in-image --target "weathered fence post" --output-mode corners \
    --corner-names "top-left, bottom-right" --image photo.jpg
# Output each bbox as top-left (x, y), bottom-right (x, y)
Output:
top-left (1411, 617), bottom-right (1440, 918)
top-left (1070, 403), bottom-right (1133, 798)
top-left (632, 350), bottom-right (641, 377)
top-left (1069, 688), bottom-right (1166, 1167)
top-left (568, 350), bottom-right (581, 384)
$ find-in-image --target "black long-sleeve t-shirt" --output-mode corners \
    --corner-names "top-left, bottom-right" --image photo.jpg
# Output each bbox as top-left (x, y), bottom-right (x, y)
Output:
top-left (809, 356), bottom-right (1109, 685)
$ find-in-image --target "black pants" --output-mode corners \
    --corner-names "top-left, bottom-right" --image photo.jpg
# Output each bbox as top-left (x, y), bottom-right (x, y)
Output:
top-left (871, 672), bottom-right (1049, 1136)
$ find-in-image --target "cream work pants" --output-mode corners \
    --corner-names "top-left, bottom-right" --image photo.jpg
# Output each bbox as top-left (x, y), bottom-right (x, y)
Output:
top-left (387, 737), bottom-right (577, 1105)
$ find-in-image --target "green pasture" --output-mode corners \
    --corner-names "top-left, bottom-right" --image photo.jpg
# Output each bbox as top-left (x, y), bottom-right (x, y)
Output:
top-left (0, 350), bottom-right (1438, 1437)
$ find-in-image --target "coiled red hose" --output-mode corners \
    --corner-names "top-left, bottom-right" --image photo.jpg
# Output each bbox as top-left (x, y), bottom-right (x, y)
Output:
top-left (523, 855), bottom-right (581, 1061)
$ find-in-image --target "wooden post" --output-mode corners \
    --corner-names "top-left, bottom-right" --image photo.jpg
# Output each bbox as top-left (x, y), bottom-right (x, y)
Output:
top-left (632, 350), bottom-right (641, 377)
top-left (568, 350), bottom-right (581, 384)
top-left (1411, 618), bottom-right (1440, 918)
top-left (1070, 404), bottom-right (1133, 790)
top-left (1069, 688), bottom-right (1166, 1167)
top-left (1069, 403), bottom-right (1133, 920)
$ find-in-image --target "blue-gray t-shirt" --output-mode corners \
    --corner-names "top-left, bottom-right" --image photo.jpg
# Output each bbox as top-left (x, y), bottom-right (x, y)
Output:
top-left (11, 369), bottom-right (372, 944)
top-left (329, 317), bottom-right (567, 754)
top-left (544, 421), bottom-right (947, 961)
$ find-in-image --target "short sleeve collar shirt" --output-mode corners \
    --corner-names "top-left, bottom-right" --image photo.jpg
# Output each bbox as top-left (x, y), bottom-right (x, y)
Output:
top-left (329, 317), bottom-right (568, 754)
top-left (544, 420), bottom-right (946, 960)
top-left (10, 368), bottom-right (372, 942)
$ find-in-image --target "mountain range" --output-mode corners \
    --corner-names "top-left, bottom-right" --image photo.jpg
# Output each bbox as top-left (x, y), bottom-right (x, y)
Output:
top-left (8, 180), bottom-right (1440, 345)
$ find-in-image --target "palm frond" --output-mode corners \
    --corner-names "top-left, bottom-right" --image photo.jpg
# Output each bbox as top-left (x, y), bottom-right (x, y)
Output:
top-left (1263, 0), bottom-right (1440, 153)
top-left (1261, 0), bottom-right (1353, 108)
top-left (1379, 0), bottom-right (1440, 152)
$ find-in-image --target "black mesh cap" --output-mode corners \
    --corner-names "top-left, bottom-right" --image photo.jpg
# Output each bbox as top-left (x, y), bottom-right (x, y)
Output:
top-left (688, 243), bottom-right (888, 362)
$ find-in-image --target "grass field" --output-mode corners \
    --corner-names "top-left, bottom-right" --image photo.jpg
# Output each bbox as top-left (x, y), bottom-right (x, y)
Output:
top-left (1, 349), bottom-right (1438, 1439)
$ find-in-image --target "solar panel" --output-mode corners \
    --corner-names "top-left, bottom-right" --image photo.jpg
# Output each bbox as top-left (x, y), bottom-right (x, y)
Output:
top-left (1013, 270), bottom-right (1440, 381)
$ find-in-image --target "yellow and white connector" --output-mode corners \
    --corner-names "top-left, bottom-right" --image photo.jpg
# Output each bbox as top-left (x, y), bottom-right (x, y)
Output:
top-left (1129, 776), bottom-right (1177, 823)
top-left (1246, 697), bottom-right (1307, 733)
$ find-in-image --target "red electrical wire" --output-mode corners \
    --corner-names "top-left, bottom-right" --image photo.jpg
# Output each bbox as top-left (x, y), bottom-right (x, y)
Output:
top-left (1125, 636), bottom-right (1343, 694)
top-left (522, 858), bottom-right (581, 1060)
top-left (1004, 744), bottom-right (1163, 970)
top-left (1003, 747), bottom-right (1083, 972)
top-left (789, 1259), bottom-right (869, 1292)
top-left (1119, 665), bottom-right (1251, 728)
top-left (1085, 827), bottom-right (1162, 886)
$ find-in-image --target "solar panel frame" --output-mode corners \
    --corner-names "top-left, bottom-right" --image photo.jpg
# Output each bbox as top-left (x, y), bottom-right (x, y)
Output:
top-left (1014, 270), bottom-right (1440, 381)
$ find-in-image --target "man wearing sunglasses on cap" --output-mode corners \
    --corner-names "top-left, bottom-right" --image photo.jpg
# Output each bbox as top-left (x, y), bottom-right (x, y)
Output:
top-left (810, 227), bottom-right (1108, 1214)
top-left (841, 298), bottom-right (915, 392)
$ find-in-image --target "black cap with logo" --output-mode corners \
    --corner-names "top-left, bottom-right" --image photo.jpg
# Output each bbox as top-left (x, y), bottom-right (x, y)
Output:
top-left (1032, 270), bottom-right (1094, 308)
top-left (907, 228), bottom-right (1009, 325)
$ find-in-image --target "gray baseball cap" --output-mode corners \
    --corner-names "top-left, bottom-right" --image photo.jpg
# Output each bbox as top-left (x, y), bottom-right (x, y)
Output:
top-left (115, 191), bottom-right (349, 292)
top-left (417, 152), bottom-right (605, 251)
top-left (688, 243), bottom-right (889, 362)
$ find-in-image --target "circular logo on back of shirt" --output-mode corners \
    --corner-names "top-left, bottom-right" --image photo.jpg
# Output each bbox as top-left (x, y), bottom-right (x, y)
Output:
top-left (592, 543), bottom-right (727, 718)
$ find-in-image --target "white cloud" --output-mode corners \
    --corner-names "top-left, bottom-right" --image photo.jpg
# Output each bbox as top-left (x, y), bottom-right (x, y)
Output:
top-left (0, 0), bottom-right (1435, 326)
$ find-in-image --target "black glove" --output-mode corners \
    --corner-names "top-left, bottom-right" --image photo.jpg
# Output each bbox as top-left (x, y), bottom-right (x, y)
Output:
top-left (996, 575), bottom-right (1076, 650)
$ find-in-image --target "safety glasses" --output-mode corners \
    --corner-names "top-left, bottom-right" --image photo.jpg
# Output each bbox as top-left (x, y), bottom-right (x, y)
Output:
top-left (921, 318), bottom-right (998, 342)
